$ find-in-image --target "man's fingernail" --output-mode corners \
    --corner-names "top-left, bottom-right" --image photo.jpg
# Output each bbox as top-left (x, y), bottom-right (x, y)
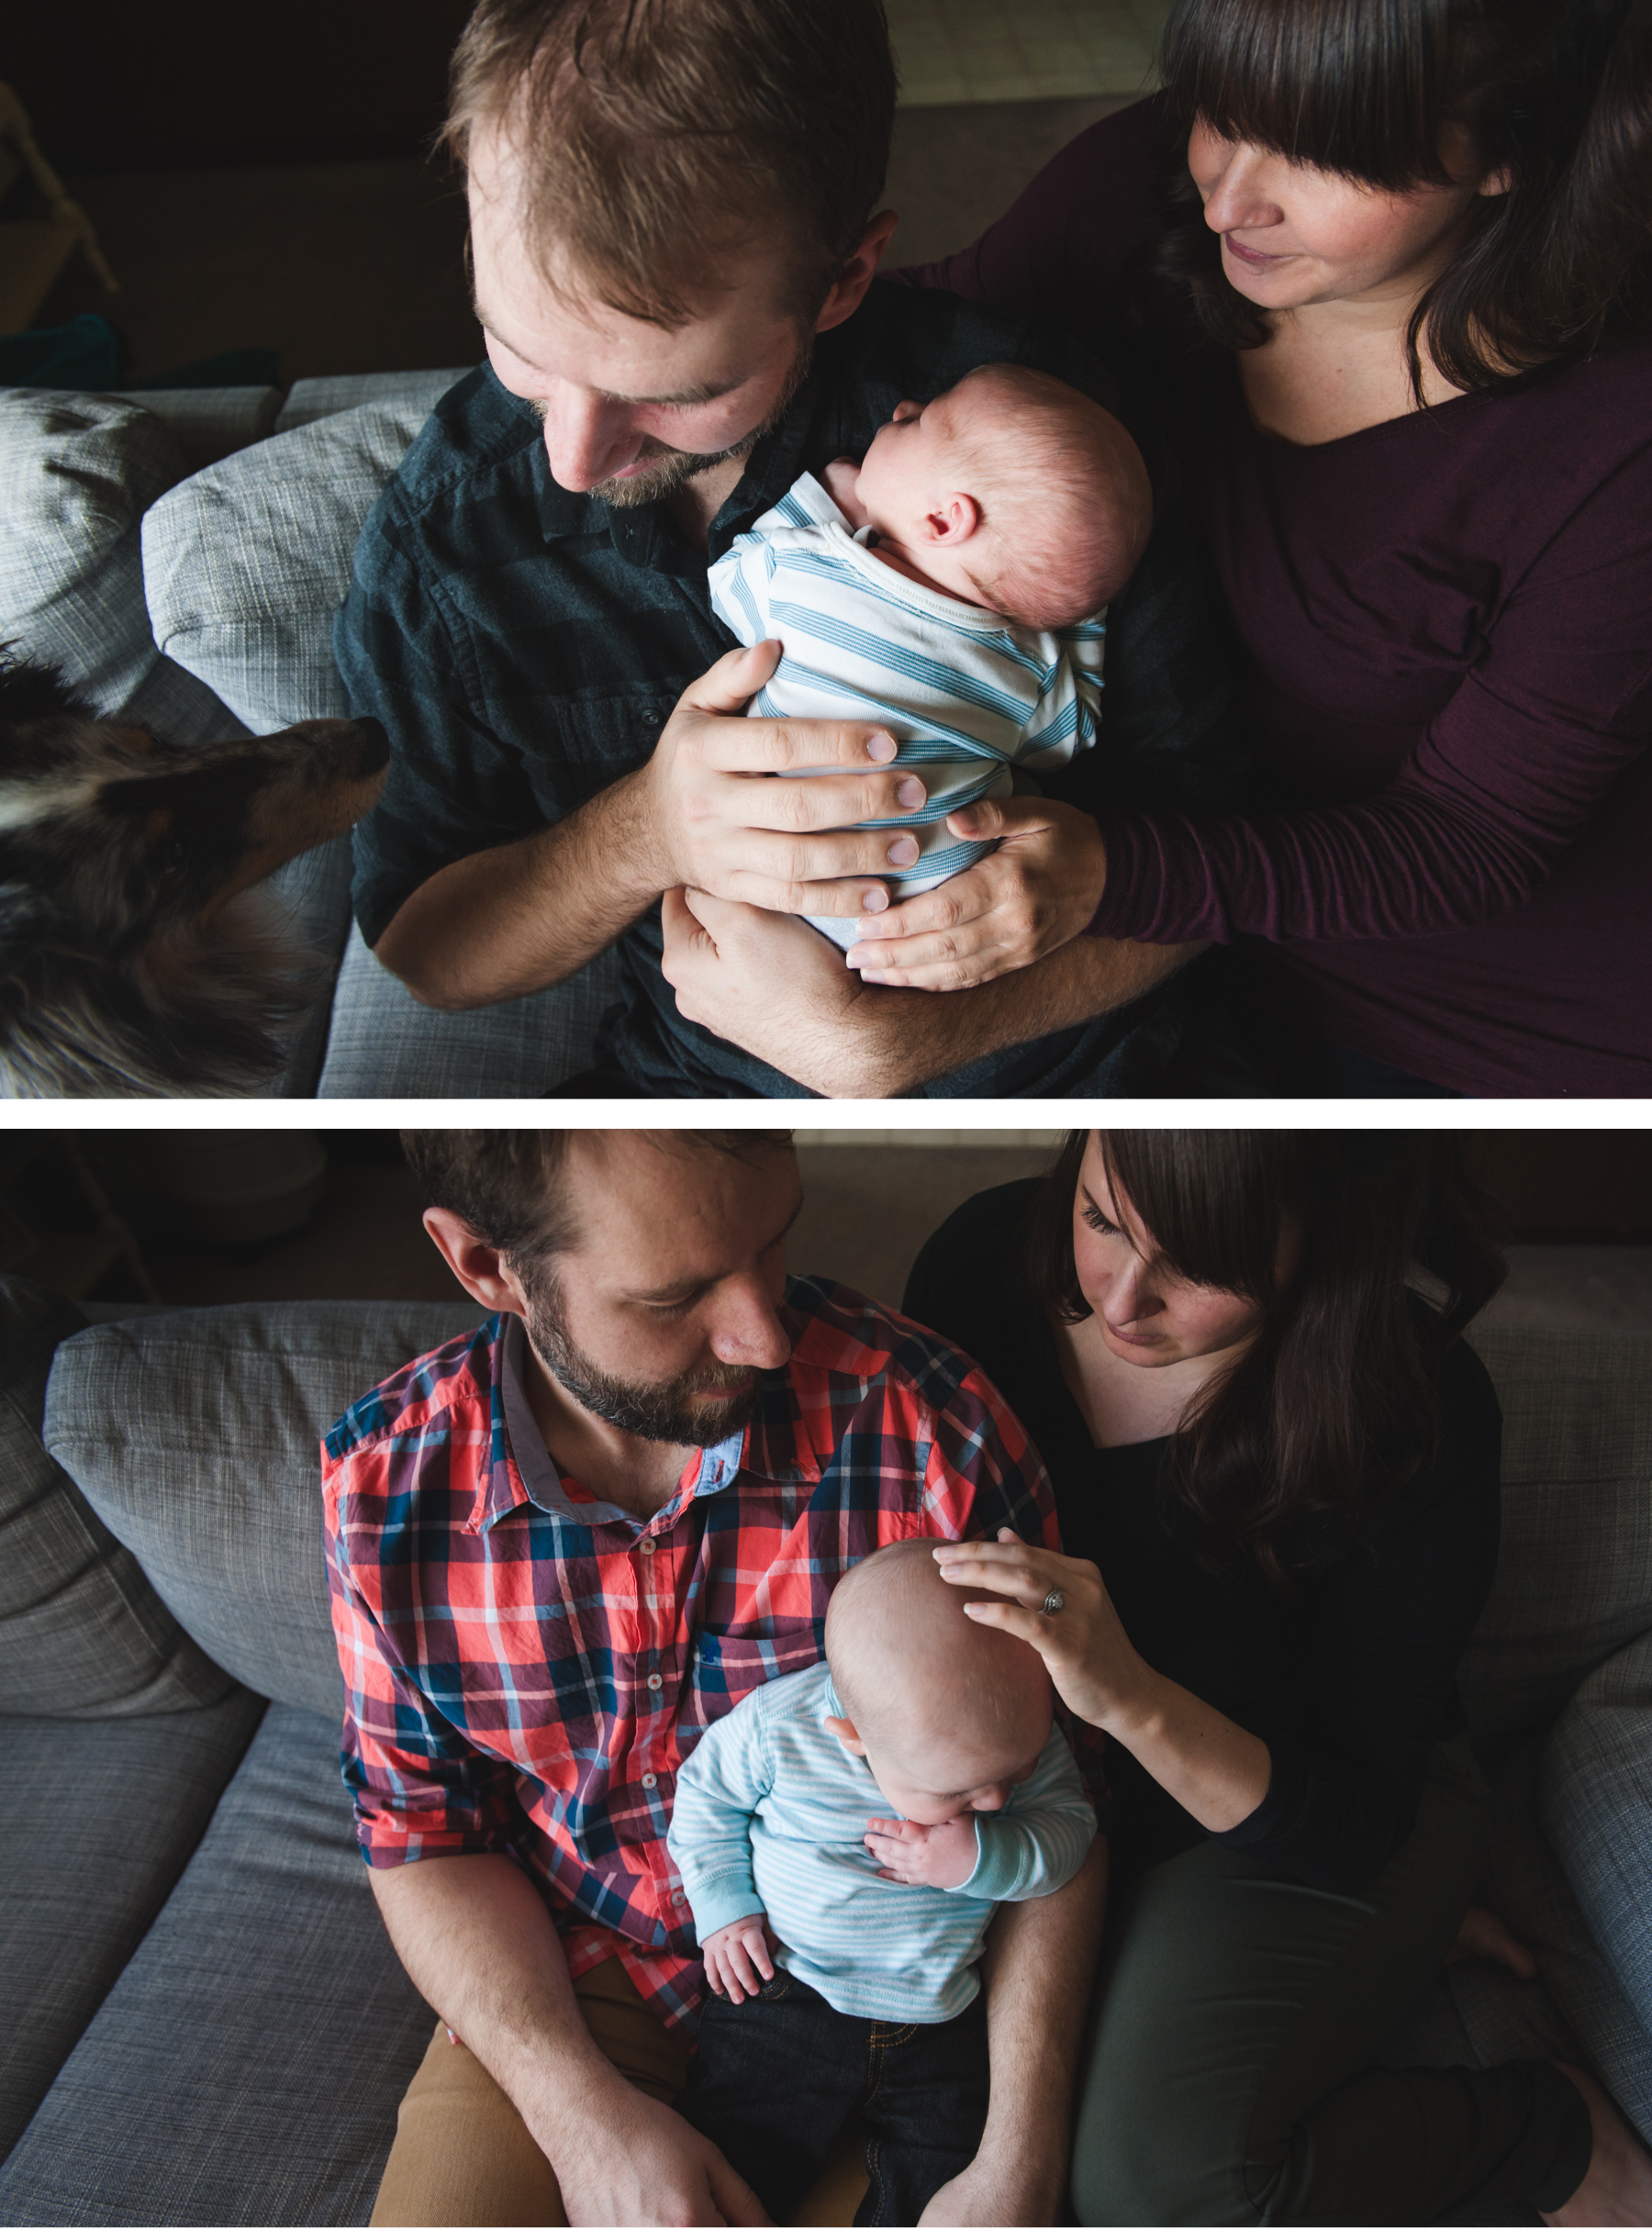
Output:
top-left (952, 810), bottom-right (978, 834)
top-left (887, 836), bottom-right (919, 865)
top-left (896, 778), bottom-right (924, 809)
top-left (859, 888), bottom-right (888, 913)
top-left (866, 731), bottom-right (898, 763)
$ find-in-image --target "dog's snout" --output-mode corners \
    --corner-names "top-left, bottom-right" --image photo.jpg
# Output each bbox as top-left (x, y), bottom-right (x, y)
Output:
top-left (322, 716), bottom-right (390, 775)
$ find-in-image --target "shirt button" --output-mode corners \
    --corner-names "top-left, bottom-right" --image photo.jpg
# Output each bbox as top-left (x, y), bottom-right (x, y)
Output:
top-left (639, 1538), bottom-right (655, 1555)
top-left (642, 1772), bottom-right (657, 1790)
top-left (671, 1890), bottom-right (686, 1905)
top-left (646, 1673), bottom-right (664, 1691)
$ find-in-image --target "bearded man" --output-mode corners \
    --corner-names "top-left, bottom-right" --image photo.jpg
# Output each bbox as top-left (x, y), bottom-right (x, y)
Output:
top-left (324, 1130), bottom-right (1105, 2224)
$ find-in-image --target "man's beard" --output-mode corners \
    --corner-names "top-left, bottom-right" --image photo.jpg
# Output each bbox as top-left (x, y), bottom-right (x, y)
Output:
top-left (523, 1290), bottom-right (765, 1447)
top-left (540, 330), bottom-right (814, 510)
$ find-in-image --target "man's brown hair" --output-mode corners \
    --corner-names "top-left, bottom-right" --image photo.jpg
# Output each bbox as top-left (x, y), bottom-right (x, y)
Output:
top-left (402, 1128), bottom-right (795, 1268)
top-left (444, 0), bottom-right (899, 327)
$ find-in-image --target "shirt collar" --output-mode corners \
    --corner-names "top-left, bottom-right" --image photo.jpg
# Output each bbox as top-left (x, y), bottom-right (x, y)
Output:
top-left (473, 1314), bottom-right (813, 1536)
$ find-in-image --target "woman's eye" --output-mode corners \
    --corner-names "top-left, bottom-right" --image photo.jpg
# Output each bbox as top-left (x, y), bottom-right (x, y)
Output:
top-left (1081, 1207), bottom-right (1118, 1235)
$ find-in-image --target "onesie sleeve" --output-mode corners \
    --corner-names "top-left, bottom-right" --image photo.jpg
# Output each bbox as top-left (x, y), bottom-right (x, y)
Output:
top-left (707, 532), bottom-right (775, 656)
top-left (948, 1720), bottom-right (1097, 1902)
top-left (667, 1695), bottom-right (772, 1940)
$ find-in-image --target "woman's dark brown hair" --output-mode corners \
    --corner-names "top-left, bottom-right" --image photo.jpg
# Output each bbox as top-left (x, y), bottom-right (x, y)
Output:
top-left (1154, 0), bottom-right (1652, 399)
top-left (1025, 1131), bottom-right (1506, 1592)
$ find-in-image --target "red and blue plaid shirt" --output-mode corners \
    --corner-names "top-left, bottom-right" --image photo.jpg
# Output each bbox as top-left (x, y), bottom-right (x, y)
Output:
top-left (323, 1277), bottom-right (1071, 2029)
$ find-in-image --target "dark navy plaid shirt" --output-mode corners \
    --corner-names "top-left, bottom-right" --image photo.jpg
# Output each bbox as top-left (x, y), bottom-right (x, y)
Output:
top-left (336, 280), bottom-right (1245, 1096)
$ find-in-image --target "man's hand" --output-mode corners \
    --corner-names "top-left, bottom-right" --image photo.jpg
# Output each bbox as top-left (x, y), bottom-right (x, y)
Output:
top-left (641, 640), bottom-right (932, 919)
top-left (661, 886), bottom-right (910, 1095)
top-left (1448, 1903), bottom-right (1537, 1980)
top-left (846, 795), bottom-right (1109, 990)
top-left (532, 2069), bottom-right (770, 2228)
top-left (699, 1912), bottom-right (778, 2005)
top-left (865, 1815), bottom-right (978, 1889)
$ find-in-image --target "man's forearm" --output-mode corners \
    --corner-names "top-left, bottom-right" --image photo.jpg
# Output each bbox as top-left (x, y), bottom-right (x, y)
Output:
top-left (373, 769), bottom-right (664, 1009)
top-left (938, 1836), bottom-right (1109, 2224)
top-left (848, 936), bottom-right (1200, 1097)
top-left (370, 1854), bottom-right (618, 2133)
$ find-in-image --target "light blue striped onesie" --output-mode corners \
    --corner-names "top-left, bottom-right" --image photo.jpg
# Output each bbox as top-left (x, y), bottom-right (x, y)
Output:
top-left (666, 1660), bottom-right (1096, 2023)
top-left (707, 471), bottom-right (1108, 953)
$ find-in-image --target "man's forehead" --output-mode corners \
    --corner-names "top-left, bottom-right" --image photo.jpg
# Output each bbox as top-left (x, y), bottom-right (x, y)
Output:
top-left (563, 1133), bottom-right (798, 1266)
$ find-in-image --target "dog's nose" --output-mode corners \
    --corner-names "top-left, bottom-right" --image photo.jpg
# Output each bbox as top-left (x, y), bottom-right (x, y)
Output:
top-left (343, 718), bottom-right (391, 772)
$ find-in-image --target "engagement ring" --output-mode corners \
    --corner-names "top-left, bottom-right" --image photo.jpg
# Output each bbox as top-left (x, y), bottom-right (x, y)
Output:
top-left (1042, 1587), bottom-right (1066, 1616)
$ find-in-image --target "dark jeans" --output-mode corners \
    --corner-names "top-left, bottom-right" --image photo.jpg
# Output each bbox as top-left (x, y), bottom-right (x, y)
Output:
top-left (680, 1969), bottom-right (989, 2227)
top-left (1071, 1734), bottom-right (1591, 2224)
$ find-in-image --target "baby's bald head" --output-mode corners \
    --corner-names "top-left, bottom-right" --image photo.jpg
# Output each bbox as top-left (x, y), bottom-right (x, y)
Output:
top-left (824, 1538), bottom-right (1052, 1805)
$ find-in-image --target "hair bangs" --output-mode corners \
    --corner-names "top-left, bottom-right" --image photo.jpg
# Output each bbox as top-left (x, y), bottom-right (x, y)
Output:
top-left (1097, 1131), bottom-right (1285, 1301)
top-left (1159, 0), bottom-right (1456, 191)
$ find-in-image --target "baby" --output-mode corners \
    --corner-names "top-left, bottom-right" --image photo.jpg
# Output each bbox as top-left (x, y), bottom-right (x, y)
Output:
top-left (665, 1537), bottom-right (1096, 2228)
top-left (707, 362), bottom-right (1152, 955)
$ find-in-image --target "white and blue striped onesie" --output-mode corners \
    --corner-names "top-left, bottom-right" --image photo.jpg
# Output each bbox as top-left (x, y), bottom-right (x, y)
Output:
top-left (708, 471), bottom-right (1108, 952)
top-left (666, 1660), bottom-right (1095, 2024)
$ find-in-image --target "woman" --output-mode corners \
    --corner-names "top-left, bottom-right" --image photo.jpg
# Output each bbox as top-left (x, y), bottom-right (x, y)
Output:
top-left (904, 1132), bottom-right (1652, 2222)
top-left (835, 0), bottom-right (1652, 1096)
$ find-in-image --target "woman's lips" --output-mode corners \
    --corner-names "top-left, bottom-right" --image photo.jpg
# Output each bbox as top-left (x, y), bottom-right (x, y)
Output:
top-left (1223, 234), bottom-right (1284, 269)
top-left (1103, 1321), bottom-right (1161, 1349)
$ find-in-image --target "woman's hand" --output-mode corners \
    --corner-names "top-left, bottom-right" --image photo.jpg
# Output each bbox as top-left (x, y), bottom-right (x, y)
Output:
top-left (932, 1530), bottom-right (1151, 1734)
top-left (845, 796), bottom-right (1108, 991)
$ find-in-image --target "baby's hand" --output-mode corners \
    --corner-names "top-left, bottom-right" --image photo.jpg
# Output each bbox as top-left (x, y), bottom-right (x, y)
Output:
top-left (700, 1912), bottom-right (778, 2005)
top-left (864, 1814), bottom-right (979, 1889)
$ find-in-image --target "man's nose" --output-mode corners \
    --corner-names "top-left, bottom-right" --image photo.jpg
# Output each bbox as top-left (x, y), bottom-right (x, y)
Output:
top-left (709, 1275), bottom-right (793, 1373)
top-left (539, 385), bottom-right (637, 492)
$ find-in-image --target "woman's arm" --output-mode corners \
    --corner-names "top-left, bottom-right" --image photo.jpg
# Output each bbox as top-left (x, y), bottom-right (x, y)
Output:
top-left (933, 1534), bottom-right (1273, 1833)
top-left (1088, 463), bottom-right (1652, 947)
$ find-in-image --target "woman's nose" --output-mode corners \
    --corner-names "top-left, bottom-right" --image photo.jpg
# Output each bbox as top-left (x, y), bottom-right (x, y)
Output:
top-left (1201, 149), bottom-right (1286, 238)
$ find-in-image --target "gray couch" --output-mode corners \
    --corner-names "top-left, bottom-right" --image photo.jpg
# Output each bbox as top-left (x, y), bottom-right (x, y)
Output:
top-left (0, 374), bottom-right (624, 1098)
top-left (2, 1273), bottom-right (1649, 2225)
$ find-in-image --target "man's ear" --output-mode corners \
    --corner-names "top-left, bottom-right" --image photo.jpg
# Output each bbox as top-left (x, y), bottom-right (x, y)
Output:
top-left (815, 209), bottom-right (900, 335)
top-left (824, 1713), bottom-right (866, 1756)
top-left (921, 494), bottom-right (981, 547)
top-left (422, 1207), bottom-right (530, 1317)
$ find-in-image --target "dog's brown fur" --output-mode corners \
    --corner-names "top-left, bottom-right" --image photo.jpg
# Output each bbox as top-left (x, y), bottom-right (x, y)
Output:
top-left (0, 653), bottom-right (389, 1097)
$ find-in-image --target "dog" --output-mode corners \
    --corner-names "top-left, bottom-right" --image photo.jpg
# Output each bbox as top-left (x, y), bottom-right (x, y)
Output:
top-left (0, 652), bottom-right (391, 1097)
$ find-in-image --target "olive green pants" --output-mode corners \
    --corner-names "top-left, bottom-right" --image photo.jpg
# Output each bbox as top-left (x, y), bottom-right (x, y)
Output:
top-left (1073, 1735), bottom-right (1591, 2225)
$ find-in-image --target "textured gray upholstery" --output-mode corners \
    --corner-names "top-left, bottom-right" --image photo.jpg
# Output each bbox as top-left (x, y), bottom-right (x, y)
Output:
top-left (0, 1706), bottom-right (432, 2227)
top-left (273, 369), bottom-right (472, 435)
top-left (0, 1692), bottom-right (266, 2164)
top-left (1539, 1629), bottom-right (1652, 2121)
top-left (106, 387), bottom-right (284, 474)
top-left (141, 397), bottom-right (452, 732)
top-left (317, 922), bottom-right (626, 1098)
top-left (1460, 1325), bottom-right (1652, 1750)
top-left (43, 1302), bottom-right (485, 1712)
top-left (0, 390), bottom-right (186, 716)
top-left (0, 1279), bottom-right (233, 1719)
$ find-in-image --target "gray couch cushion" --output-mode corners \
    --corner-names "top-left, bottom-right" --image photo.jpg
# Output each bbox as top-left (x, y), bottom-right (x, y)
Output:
top-left (142, 396), bottom-right (453, 731)
top-left (43, 1302), bottom-right (485, 1713)
top-left (273, 369), bottom-right (472, 435)
top-left (0, 1279), bottom-right (234, 1719)
top-left (1539, 1628), bottom-right (1652, 2108)
top-left (0, 390), bottom-right (186, 717)
top-left (0, 1689), bottom-right (266, 2163)
top-left (0, 1704), bottom-right (432, 2226)
top-left (108, 386), bottom-right (283, 474)
top-left (1460, 1324), bottom-right (1652, 1751)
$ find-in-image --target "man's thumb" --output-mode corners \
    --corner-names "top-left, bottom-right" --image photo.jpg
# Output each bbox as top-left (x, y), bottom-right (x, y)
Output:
top-left (708, 2153), bottom-right (771, 2228)
top-left (689, 639), bottom-right (783, 717)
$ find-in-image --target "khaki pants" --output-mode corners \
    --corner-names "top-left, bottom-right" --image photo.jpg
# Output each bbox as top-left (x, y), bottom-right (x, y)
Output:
top-left (371, 1959), bottom-right (869, 2227)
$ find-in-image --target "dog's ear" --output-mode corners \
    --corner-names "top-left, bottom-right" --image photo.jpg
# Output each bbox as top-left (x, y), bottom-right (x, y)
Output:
top-left (0, 647), bottom-right (95, 734)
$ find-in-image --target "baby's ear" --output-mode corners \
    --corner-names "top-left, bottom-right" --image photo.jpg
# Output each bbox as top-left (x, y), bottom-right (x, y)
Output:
top-left (825, 1713), bottom-right (866, 1755)
top-left (924, 494), bottom-right (982, 547)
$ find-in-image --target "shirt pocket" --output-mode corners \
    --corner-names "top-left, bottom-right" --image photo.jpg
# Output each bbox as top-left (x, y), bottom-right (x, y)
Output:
top-left (681, 1628), bottom-right (821, 1737)
top-left (539, 688), bottom-right (688, 801)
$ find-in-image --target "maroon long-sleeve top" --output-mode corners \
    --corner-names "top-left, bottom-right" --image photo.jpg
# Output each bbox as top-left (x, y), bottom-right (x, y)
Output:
top-left (907, 98), bottom-right (1652, 1096)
